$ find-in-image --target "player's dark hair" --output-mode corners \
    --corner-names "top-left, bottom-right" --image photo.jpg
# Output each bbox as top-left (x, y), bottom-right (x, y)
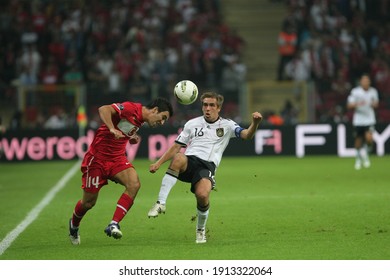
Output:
top-left (200, 92), bottom-right (224, 108)
top-left (146, 97), bottom-right (174, 117)
top-left (360, 73), bottom-right (370, 80)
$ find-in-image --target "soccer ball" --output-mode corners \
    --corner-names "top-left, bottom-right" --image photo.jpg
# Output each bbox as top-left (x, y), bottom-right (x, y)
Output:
top-left (174, 80), bottom-right (198, 105)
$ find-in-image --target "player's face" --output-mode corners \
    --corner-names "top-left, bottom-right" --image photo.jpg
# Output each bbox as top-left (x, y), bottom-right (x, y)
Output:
top-left (148, 110), bottom-right (170, 127)
top-left (360, 75), bottom-right (370, 90)
top-left (202, 97), bottom-right (221, 122)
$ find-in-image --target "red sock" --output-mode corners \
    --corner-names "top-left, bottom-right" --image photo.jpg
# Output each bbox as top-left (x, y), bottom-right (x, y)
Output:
top-left (71, 200), bottom-right (88, 228)
top-left (112, 193), bottom-right (134, 223)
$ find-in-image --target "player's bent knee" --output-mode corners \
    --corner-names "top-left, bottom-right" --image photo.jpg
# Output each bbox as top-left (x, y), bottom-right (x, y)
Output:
top-left (195, 184), bottom-right (211, 201)
top-left (127, 181), bottom-right (140, 191)
top-left (124, 180), bottom-right (141, 197)
top-left (196, 192), bottom-right (209, 203)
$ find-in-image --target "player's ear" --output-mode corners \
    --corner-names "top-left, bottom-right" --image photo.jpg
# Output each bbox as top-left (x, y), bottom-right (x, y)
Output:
top-left (152, 107), bottom-right (158, 114)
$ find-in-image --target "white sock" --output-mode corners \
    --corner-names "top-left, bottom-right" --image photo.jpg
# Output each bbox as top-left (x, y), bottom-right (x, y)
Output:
top-left (197, 208), bottom-right (209, 231)
top-left (355, 149), bottom-right (361, 162)
top-left (359, 147), bottom-right (368, 162)
top-left (157, 174), bottom-right (177, 205)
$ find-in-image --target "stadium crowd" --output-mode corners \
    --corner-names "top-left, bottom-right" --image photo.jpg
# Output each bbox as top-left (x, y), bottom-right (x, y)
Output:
top-left (0, 0), bottom-right (246, 129)
top-left (2, 0), bottom-right (390, 130)
top-left (279, 0), bottom-right (390, 123)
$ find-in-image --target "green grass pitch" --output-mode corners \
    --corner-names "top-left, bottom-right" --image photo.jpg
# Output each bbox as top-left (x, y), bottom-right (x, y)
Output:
top-left (0, 155), bottom-right (389, 260)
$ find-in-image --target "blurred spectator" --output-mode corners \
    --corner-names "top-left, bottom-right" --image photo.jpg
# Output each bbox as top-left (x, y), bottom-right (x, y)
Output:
top-left (18, 64), bottom-right (38, 107)
top-left (96, 50), bottom-right (114, 79)
top-left (331, 67), bottom-right (351, 96)
top-left (9, 110), bottom-right (22, 130)
top-left (31, 3), bottom-right (47, 34)
top-left (374, 61), bottom-right (390, 97)
top-left (20, 25), bottom-right (38, 46)
top-left (264, 110), bottom-right (284, 126)
top-left (48, 34), bottom-right (66, 69)
top-left (18, 44), bottom-right (41, 81)
top-left (108, 67), bottom-right (122, 95)
top-left (128, 68), bottom-right (151, 104)
top-left (88, 109), bottom-right (102, 130)
top-left (277, 23), bottom-right (298, 81)
top-left (223, 28), bottom-right (246, 55)
top-left (114, 48), bottom-right (134, 84)
top-left (201, 30), bottom-right (223, 87)
top-left (280, 99), bottom-right (299, 125)
top-left (349, 40), bottom-right (368, 80)
top-left (19, 65), bottom-right (38, 86)
top-left (332, 105), bottom-right (348, 124)
top-left (339, 27), bottom-right (353, 54)
top-left (220, 59), bottom-right (245, 104)
top-left (0, 116), bottom-right (6, 134)
top-left (309, 0), bottom-right (326, 32)
top-left (284, 50), bottom-right (310, 99)
top-left (63, 63), bottom-right (83, 85)
top-left (2, 43), bottom-right (18, 84)
top-left (44, 107), bottom-right (68, 129)
top-left (40, 58), bottom-right (60, 85)
top-left (151, 48), bottom-right (174, 96)
top-left (61, 8), bottom-right (81, 53)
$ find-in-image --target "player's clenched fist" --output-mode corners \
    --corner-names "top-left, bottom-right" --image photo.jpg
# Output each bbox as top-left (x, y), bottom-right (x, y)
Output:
top-left (252, 112), bottom-right (263, 123)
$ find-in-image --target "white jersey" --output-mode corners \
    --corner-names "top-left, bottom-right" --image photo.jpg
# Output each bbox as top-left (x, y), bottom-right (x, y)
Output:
top-left (175, 116), bottom-right (244, 167)
top-left (347, 86), bottom-right (378, 126)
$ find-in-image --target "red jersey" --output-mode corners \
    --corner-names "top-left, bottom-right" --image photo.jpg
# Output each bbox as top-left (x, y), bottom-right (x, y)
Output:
top-left (88, 102), bottom-right (144, 159)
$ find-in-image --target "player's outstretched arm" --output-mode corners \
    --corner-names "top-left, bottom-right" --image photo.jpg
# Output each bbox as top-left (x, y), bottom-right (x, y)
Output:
top-left (240, 112), bottom-right (263, 140)
top-left (98, 105), bottom-right (125, 139)
top-left (149, 142), bottom-right (183, 173)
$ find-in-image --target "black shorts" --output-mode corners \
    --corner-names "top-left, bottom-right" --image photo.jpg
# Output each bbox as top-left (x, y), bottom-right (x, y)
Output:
top-left (353, 125), bottom-right (374, 138)
top-left (178, 155), bottom-right (216, 193)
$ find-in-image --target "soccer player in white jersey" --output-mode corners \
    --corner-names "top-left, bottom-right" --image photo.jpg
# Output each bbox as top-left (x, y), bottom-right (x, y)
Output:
top-left (347, 74), bottom-right (379, 170)
top-left (147, 91), bottom-right (263, 243)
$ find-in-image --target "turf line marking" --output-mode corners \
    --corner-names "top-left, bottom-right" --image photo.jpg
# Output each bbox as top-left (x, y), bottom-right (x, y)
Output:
top-left (0, 160), bottom-right (81, 256)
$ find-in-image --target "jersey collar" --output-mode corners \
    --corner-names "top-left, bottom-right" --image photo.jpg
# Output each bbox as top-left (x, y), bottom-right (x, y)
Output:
top-left (204, 116), bottom-right (220, 124)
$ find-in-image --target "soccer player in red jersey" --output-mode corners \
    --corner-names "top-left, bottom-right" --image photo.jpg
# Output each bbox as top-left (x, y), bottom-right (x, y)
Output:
top-left (69, 98), bottom-right (173, 245)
